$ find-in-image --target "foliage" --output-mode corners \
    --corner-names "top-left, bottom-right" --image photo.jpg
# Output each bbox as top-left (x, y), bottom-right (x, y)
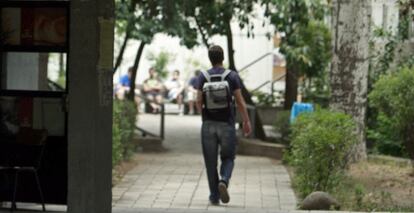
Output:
top-left (369, 27), bottom-right (405, 86)
top-left (181, 0), bottom-right (261, 45)
top-left (367, 112), bottom-right (406, 157)
top-left (146, 50), bottom-right (175, 79)
top-left (180, 0), bottom-right (267, 71)
top-left (273, 110), bottom-right (291, 145)
top-left (262, 0), bottom-right (331, 108)
top-left (299, 20), bottom-right (332, 91)
top-left (287, 109), bottom-right (357, 197)
top-left (113, 99), bottom-right (138, 166)
top-left (367, 2), bottom-right (414, 158)
top-left (115, 0), bottom-right (199, 46)
top-left (368, 66), bottom-right (414, 159)
top-left (251, 90), bottom-right (277, 106)
top-left (369, 0), bottom-right (414, 85)
top-left (263, 1), bottom-right (330, 74)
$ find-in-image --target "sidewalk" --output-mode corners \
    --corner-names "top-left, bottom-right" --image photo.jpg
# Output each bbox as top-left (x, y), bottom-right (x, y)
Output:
top-left (112, 113), bottom-right (297, 212)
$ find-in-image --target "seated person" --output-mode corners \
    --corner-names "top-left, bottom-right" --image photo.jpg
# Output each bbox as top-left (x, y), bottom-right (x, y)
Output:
top-left (115, 67), bottom-right (141, 112)
top-left (143, 67), bottom-right (163, 113)
top-left (164, 70), bottom-right (185, 115)
top-left (186, 70), bottom-right (201, 115)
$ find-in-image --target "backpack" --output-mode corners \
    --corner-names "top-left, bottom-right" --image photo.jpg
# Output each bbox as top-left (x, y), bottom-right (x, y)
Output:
top-left (201, 69), bottom-right (233, 116)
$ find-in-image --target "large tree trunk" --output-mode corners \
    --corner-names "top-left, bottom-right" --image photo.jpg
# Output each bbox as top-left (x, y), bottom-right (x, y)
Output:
top-left (225, 21), bottom-right (266, 140)
top-left (127, 41), bottom-right (145, 101)
top-left (113, 31), bottom-right (130, 73)
top-left (330, 0), bottom-right (371, 161)
top-left (284, 63), bottom-right (298, 110)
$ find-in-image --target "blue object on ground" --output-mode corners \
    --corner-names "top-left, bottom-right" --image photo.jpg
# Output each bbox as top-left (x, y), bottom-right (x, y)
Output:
top-left (290, 102), bottom-right (314, 123)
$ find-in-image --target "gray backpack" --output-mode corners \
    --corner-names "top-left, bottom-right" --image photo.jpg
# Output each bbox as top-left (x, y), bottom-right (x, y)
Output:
top-left (201, 70), bottom-right (232, 111)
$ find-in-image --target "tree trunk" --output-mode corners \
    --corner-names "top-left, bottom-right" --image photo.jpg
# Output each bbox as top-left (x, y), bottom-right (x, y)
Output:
top-left (225, 21), bottom-right (266, 140)
top-left (114, 31), bottom-right (130, 73)
top-left (284, 63), bottom-right (298, 110)
top-left (59, 53), bottom-right (64, 75)
top-left (226, 22), bottom-right (236, 71)
top-left (330, 0), bottom-right (371, 161)
top-left (114, 0), bottom-right (136, 74)
top-left (127, 41), bottom-right (145, 101)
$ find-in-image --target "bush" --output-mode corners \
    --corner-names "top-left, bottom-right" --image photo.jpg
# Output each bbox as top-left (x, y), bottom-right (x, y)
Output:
top-left (252, 90), bottom-right (278, 106)
top-left (367, 112), bottom-right (405, 157)
top-left (287, 109), bottom-right (357, 197)
top-left (273, 110), bottom-right (291, 145)
top-left (113, 99), bottom-right (138, 166)
top-left (368, 66), bottom-right (414, 161)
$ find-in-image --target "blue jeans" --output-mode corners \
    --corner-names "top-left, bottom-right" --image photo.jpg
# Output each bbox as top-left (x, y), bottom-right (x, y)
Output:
top-left (201, 121), bottom-right (237, 201)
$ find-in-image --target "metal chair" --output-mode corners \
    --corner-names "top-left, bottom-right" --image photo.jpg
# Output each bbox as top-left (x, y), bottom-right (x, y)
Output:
top-left (0, 128), bottom-right (48, 212)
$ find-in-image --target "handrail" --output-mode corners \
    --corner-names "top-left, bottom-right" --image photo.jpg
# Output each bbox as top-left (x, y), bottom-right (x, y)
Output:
top-left (251, 73), bottom-right (286, 93)
top-left (239, 52), bottom-right (273, 73)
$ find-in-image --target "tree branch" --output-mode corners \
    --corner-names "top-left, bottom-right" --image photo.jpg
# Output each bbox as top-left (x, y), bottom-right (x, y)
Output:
top-left (127, 41), bottom-right (146, 101)
top-left (194, 16), bottom-right (211, 48)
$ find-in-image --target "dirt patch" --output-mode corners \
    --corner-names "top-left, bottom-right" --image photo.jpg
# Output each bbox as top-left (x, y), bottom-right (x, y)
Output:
top-left (112, 153), bottom-right (142, 186)
top-left (348, 160), bottom-right (414, 209)
top-left (285, 157), bottom-right (414, 211)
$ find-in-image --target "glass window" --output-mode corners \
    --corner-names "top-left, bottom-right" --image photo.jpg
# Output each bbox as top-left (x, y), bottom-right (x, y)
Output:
top-left (1, 52), bottom-right (67, 92)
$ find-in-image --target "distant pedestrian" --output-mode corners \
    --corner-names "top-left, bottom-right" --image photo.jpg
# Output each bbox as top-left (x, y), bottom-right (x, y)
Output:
top-left (196, 45), bottom-right (251, 205)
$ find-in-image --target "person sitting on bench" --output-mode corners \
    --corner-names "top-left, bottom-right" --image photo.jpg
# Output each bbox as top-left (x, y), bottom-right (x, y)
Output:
top-left (143, 67), bottom-right (163, 113)
top-left (164, 70), bottom-right (185, 115)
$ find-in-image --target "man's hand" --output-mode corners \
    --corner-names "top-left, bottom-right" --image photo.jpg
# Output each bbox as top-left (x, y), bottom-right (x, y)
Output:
top-left (243, 121), bottom-right (252, 137)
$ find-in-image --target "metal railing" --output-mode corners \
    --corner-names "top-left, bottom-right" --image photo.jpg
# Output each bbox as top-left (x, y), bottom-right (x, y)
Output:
top-left (251, 73), bottom-right (286, 104)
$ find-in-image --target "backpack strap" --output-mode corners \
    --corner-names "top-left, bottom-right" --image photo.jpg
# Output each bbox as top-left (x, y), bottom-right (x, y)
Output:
top-left (201, 70), bottom-right (211, 82)
top-left (221, 69), bottom-right (232, 81)
top-left (202, 69), bottom-right (232, 82)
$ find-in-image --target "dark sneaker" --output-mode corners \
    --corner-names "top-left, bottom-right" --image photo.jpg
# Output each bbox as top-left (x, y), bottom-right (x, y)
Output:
top-left (210, 199), bottom-right (220, 206)
top-left (218, 181), bottom-right (230, 203)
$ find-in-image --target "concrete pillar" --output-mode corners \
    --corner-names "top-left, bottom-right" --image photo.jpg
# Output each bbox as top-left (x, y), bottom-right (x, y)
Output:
top-left (67, 0), bottom-right (114, 212)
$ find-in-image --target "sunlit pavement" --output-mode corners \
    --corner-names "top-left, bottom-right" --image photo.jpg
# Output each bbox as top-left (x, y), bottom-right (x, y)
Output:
top-left (112, 113), bottom-right (297, 212)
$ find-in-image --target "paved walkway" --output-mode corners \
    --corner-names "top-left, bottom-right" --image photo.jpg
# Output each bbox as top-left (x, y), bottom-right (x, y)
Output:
top-left (112, 112), bottom-right (298, 212)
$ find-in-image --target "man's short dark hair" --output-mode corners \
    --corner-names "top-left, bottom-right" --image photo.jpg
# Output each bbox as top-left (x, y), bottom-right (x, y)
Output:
top-left (208, 45), bottom-right (224, 65)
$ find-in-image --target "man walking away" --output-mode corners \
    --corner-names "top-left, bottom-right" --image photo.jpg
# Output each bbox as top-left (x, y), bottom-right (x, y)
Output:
top-left (196, 45), bottom-right (252, 205)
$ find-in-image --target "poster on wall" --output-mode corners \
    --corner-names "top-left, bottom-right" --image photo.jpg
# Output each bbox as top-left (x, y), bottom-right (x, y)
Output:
top-left (1, 7), bottom-right (68, 48)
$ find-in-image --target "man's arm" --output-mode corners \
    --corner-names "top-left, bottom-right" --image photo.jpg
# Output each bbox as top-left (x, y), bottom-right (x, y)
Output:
top-left (196, 90), bottom-right (203, 114)
top-left (234, 89), bottom-right (252, 136)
